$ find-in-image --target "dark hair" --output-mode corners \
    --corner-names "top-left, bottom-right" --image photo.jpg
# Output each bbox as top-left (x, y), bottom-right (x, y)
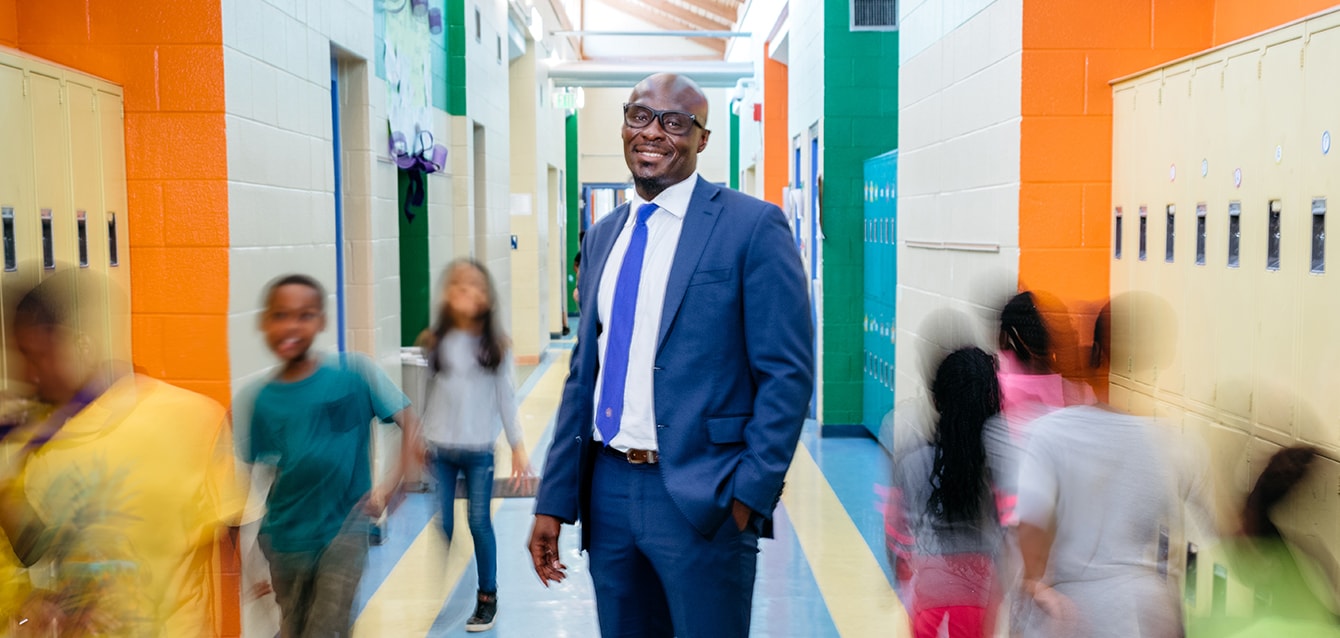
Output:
top-left (1000, 291), bottom-right (1050, 364)
top-left (263, 274), bottom-right (326, 310)
top-left (1243, 446), bottom-right (1317, 538)
top-left (424, 259), bottom-right (507, 373)
top-left (573, 250), bottom-right (582, 269)
top-left (928, 347), bottom-right (1002, 524)
top-left (14, 269), bottom-right (86, 330)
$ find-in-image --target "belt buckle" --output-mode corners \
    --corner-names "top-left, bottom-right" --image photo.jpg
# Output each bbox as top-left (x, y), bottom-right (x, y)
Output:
top-left (626, 449), bottom-right (656, 464)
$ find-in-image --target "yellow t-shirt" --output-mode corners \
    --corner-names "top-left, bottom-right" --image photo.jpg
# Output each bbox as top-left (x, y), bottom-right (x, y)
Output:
top-left (19, 375), bottom-right (244, 635)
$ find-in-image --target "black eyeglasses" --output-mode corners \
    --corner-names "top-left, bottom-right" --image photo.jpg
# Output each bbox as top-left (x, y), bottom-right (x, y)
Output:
top-left (623, 103), bottom-right (707, 136)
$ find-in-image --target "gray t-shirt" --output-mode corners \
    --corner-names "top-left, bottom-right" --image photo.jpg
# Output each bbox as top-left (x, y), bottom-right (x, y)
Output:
top-left (420, 332), bottom-right (521, 451)
top-left (1016, 405), bottom-right (1193, 638)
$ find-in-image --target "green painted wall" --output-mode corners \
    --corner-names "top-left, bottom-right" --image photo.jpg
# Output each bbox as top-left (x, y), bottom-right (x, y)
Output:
top-left (398, 170), bottom-right (432, 346)
top-left (820, 7), bottom-right (899, 426)
top-left (566, 113), bottom-right (580, 315)
top-left (445, 0), bottom-right (467, 116)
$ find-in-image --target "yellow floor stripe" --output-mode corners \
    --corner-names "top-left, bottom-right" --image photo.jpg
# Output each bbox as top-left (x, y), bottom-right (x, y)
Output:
top-left (782, 442), bottom-right (910, 637)
top-left (353, 350), bottom-right (572, 637)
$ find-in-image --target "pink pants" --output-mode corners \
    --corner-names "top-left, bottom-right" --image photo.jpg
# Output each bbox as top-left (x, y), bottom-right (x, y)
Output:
top-left (912, 605), bottom-right (990, 638)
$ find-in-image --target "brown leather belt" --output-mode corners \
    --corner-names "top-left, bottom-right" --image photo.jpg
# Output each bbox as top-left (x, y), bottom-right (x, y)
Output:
top-left (600, 445), bottom-right (659, 464)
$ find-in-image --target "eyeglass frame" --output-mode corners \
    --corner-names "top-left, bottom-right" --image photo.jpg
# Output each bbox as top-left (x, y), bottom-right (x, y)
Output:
top-left (622, 103), bottom-right (709, 135)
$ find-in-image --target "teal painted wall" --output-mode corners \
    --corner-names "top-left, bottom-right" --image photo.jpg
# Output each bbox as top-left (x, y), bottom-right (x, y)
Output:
top-left (821, 7), bottom-right (899, 426)
top-left (729, 108), bottom-right (740, 190)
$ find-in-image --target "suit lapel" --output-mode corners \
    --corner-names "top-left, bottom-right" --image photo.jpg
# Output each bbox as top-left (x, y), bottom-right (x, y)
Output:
top-left (656, 178), bottom-right (723, 355)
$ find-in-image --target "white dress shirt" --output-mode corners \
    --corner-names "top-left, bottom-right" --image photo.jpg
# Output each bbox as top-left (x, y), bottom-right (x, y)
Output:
top-left (592, 174), bottom-right (697, 451)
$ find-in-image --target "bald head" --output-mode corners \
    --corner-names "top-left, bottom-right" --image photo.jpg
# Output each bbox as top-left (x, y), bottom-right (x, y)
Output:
top-left (630, 73), bottom-right (709, 127)
top-left (622, 73), bottom-right (712, 200)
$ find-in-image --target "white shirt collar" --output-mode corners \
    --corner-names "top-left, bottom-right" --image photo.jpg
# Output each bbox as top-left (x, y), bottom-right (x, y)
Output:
top-left (629, 173), bottom-right (699, 222)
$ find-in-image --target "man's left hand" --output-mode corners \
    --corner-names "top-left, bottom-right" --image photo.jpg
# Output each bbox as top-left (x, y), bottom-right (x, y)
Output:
top-left (732, 499), bottom-right (754, 532)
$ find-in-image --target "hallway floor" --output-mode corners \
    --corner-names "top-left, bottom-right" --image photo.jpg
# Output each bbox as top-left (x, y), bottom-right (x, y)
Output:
top-left (348, 343), bottom-right (908, 637)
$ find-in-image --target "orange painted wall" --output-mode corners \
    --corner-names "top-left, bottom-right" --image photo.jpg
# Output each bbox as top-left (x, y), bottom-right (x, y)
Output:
top-left (11, 1), bottom-right (236, 634)
top-left (1212, 0), bottom-right (1340, 45)
top-left (1018, 0), bottom-right (1215, 392)
top-left (1018, 0), bottom-right (1334, 394)
top-left (0, 0), bottom-right (15, 48)
top-left (14, 0), bottom-right (231, 407)
top-left (762, 52), bottom-right (789, 209)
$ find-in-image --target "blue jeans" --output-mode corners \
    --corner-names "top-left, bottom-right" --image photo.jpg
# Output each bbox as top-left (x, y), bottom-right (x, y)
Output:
top-left (429, 447), bottom-right (497, 592)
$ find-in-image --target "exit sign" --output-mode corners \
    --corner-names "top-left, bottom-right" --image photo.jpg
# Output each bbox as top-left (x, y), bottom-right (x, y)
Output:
top-left (552, 92), bottom-right (577, 109)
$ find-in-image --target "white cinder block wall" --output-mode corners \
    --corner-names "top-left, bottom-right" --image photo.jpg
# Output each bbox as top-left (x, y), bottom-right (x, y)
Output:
top-left (507, 15), bottom-right (577, 363)
top-left (894, 0), bottom-right (1024, 408)
top-left (460, 0), bottom-right (513, 332)
top-left (426, 109), bottom-right (455, 323)
top-left (788, 0), bottom-right (823, 416)
top-left (224, 0), bottom-right (405, 390)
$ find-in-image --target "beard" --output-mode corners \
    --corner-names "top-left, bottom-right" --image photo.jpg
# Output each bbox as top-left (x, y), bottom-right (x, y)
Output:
top-left (632, 171), bottom-right (681, 200)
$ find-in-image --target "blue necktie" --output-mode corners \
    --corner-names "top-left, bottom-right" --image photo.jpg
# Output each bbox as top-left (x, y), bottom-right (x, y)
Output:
top-left (597, 202), bottom-right (658, 444)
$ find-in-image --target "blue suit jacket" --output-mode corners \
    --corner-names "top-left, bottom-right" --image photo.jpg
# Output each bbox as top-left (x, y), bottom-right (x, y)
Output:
top-left (534, 177), bottom-right (814, 544)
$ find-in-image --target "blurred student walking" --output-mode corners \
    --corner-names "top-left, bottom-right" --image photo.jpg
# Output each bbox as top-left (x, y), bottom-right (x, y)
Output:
top-left (417, 259), bottom-right (533, 632)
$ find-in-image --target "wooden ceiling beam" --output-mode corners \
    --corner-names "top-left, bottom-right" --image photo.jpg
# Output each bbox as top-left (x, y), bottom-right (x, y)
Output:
top-left (639, 0), bottom-right (731, 31)
top-left (672, 0), bottom-right (739, 25)
top-left (599, 0), bottom-right (727, 56)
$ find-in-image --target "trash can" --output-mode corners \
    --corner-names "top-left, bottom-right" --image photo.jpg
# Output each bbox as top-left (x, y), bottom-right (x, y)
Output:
top-left (400, 347), bottom-right (431, 493)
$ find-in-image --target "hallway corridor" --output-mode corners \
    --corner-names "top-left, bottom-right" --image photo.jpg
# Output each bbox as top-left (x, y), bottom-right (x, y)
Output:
top-left (346, 343), bottom-right (907, 637)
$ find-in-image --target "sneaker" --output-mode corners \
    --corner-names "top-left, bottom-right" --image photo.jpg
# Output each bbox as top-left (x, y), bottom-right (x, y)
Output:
top-left (465, 591), bottom-right (497, 632)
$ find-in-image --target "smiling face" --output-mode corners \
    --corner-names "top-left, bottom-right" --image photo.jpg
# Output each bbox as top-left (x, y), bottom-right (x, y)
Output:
top-left (261, 283), bottom-right (326, 365)
top-left (622, 74), bottom-right (711, 201)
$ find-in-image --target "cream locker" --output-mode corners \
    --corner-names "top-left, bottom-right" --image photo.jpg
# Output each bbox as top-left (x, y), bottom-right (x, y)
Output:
top-left (0, 47), bottom-right (131, 380)
top-left (1126, 78), bottom-right (1163, 395)
top-left (1109, 85), bottom-right (1137, 401)
top-left (1155, 69), bottom-right (1194, 400)
top-left (1250, 34), bottom-right (1305, 441)
top-left (0, 58), bottom-right (33, 387)
top-left (1182, 61), bottom-right (1226, 409)
top-left (65, 79), bottom-right (112, 364)
top-left (1211, 50), bottom-right (1262, 423)
top-left (97, 88), bottom-right (130, 365)
top-left (1295, 22), bottom-right (1340, 453)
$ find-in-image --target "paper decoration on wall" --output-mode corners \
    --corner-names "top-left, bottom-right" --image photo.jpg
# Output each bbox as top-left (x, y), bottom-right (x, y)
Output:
top-left (384, 0), bottom-right (447, 174)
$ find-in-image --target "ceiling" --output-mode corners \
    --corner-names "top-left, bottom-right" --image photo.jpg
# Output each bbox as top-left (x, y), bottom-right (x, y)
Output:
top-left (568, 0), bottom-right (745, 60)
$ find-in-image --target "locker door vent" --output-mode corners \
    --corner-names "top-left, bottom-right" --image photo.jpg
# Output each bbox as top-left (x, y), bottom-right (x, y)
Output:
top-left (1228, 202), bottom-right (1241, 268)
top-left (108, 212), bottom-right (119, 267)
top-left (1, 207), bottom-right (14, 272)
top-left (77, 209), bottom-right (88, 268)
top-left (1195, 203), bottom-right (1207, 266)
top-left (40, 208), bottom-right (53, 270)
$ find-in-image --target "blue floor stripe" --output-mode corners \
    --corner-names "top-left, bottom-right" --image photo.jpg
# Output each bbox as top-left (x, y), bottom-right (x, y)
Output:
top-left (800, 427), bottom-right (899, 588)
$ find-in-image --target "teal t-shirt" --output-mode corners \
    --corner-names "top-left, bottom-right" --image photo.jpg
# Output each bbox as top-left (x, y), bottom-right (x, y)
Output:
top-left (245, 353), bottom-right (409, 552)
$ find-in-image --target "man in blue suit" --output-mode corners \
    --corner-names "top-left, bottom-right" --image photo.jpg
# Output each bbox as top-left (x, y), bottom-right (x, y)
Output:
top-left (527, 73), bottom-right (814, 636)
